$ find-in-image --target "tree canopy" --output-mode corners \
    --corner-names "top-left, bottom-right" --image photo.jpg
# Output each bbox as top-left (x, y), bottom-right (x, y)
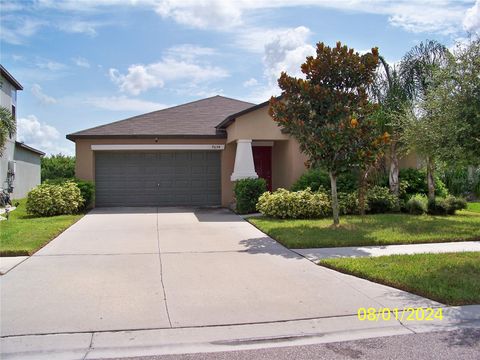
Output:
top-left (269, 42), bottom-right (387, 224)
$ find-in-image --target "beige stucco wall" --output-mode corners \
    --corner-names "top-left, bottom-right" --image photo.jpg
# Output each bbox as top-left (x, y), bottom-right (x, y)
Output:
top-left (226, 106), bottom-right (289, 143)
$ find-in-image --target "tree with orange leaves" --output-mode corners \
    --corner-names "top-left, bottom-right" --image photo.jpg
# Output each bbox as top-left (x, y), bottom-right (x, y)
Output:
top-left (269, 42), bottom-right (388, 225)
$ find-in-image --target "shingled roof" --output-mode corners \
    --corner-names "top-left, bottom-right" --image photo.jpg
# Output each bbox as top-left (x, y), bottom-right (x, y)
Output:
top-left (67, 95), bottom-right (255, 140)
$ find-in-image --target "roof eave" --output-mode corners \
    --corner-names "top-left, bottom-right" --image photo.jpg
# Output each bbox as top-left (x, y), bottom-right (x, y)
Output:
top-left (66, 133), bottom-right (227, 141)
top-left (0, 65), bottom-right (23, 90)
top-left (15, 141), bottom-right (45, 156)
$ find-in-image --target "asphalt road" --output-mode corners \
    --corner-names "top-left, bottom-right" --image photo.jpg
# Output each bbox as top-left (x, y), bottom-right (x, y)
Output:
top-left (99, 328), bottom-right (480, 360)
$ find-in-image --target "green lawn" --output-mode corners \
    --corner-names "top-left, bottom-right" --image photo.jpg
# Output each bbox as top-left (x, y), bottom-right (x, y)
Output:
top-left (320, 252), bottom-right (480, 305)
top-left (0, 199), bottom-right (84, 256)
top-left (467, 202), bottom-right (480, 213)
top-left (248, 212), bottom-right (480, 248)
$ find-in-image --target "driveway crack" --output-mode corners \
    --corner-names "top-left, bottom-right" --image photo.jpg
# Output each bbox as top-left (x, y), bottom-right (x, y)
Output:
top-left (156, 207), bottom-right (173, 328)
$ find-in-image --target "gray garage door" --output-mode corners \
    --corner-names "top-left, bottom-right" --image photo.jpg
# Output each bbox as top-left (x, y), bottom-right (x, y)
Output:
top-left (95, 151), bottom-right (221, 207)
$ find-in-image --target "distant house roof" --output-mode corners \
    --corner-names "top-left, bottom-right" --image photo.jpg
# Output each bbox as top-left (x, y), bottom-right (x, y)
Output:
top-left (0, 65), bottom-right (23, 90)
top-left (15, 142), bottom-right (45, 156)
top-left (67, 95), bottom-right (255, 140)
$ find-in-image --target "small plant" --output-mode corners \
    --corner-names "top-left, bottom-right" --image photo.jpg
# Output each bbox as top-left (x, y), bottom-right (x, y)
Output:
top-left (257, 188), bottom-right (331, 219)
top-left (234, 178), bottom-right (267, 214)
top-left (26, 182), bottom-right (83, 217)
top-left (366, 186), bottom-right (398, 213)
top-left (338, 192), bottom-right (359, 215)
top-left (406, 194), bottom-right (428, 215)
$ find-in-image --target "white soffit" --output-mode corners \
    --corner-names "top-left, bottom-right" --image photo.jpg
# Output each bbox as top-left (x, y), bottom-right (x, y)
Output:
top-left (91, 144), bottom-right (225, 151)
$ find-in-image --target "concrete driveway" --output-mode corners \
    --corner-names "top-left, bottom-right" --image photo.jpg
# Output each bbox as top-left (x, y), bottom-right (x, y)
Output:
top-left (0, 208), bottom-right (438, 337)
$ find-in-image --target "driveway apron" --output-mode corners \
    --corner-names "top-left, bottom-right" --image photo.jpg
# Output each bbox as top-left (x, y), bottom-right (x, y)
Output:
top-left (0, 208), bottom-right (439, 337)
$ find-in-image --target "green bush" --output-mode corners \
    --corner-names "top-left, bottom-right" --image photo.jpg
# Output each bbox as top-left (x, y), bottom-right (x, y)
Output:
top-left (406, 194), bottom-right (428, 215)
top-left (427, 196), bottom-right (467, 215)
top-left (366, 186), bottom-right (398, 213)
top-left (75, 180), bottom-right (95, 209)
top-left (338, 192), bottom-right (359, 215)
top-left (399, 168), bottom-right (448, 199)
top-left (234, 178), bottom-right (267, 214)
top-left (427, 197), bottom-right (449, 215)
top-left (41, 154), bottom-right (75, 182)
top-left (291, 168), bottom-right (358, 193)
top-left (441, 166), bottom-right (480, 197)
top-left (44, 178), bottom-right (95, 209)
top-left (26, 182), bottom-right (83, 217)
top-left (257, 188), bottom-right (331, 219)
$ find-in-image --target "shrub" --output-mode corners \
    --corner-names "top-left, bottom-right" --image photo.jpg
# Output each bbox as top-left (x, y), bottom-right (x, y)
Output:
top-left (257, 188), bottom-right (331, 219)
top-left (338, 192), bottom-right (359, 215)
top-left (291, 168), bottom-right (358, 193)
top-left (428, 195), bottom-right (467, 215)
top-left (399, 168), bottom-right (448, 198)
top-left (234, 178), bottom-right (267, 214)
top-left (75, 179), bottom-right (95, 209)
top-left (44, 178), bottom-right (95, 209)
top-left (445, 196), bottom-right (467, 214)
top-left (366, 186), bottom-right (398, 213)
top-left (41, 154), bottom-right (75, 182)
top-left (427, 197), bottom-right (449, 215)
top-left (26, 182), bottom-right (83, 217)
top-left (406, 194), bottom-right (428, 215)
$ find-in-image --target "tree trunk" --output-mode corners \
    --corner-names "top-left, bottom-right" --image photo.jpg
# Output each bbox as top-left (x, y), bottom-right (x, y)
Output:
top-left (389, 141), bottom-right (399, 197)
top-left (358, 169), bottom-right (367, 216)
top-left (426, 157), bottom-right (435, 201)
top-left (329, 171), bottom-right (340, 226)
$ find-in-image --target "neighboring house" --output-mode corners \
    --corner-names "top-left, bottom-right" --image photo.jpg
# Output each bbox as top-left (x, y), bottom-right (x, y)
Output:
top-left (67, 95), bottom-right (417, 207)
top-left (0, 65), bottom-right (45, 199)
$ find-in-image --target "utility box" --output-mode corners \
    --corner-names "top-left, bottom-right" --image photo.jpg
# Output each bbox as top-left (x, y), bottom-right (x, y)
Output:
top-left (8, 160), bottom-right (16, 175)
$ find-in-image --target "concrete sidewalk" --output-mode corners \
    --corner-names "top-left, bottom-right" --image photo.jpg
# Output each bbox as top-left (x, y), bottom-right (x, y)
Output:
top-left (294, 241), bottom-right (480, 262)
top-left (2, 305), bottom-right (480, 360)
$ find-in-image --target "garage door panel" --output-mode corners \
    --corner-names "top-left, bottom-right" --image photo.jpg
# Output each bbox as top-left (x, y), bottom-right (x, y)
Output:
top-left (95, 151), bottom-right (221, 207)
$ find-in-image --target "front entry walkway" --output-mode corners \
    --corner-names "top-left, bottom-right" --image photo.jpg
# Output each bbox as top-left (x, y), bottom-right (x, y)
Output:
top-left (1, 208), bottom-right (439, 337)
top-left (295, 241), bottom-right (480, 262)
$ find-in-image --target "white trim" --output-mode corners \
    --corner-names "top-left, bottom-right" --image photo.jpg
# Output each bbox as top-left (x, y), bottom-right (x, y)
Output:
top-left (91, 144), bottom-right (225, 151)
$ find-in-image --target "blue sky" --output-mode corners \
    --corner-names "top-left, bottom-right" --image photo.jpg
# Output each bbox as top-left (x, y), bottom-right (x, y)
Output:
top-left (1, 0), bottom-right (479, 155)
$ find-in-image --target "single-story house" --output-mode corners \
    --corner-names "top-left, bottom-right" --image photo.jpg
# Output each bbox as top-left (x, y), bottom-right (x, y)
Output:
top-left (67, 95), bottom-right (418, 207)
top-left (1, 65), bottom-right (45, 199)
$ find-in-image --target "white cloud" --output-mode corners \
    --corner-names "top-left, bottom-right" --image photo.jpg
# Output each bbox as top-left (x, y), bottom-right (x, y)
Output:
top-left (165, 44), bottom-right (217, 60)
top-left (464, 0), bottom-right (480, 34)
top-left (86, 96), bottom-right (168, 112)
top-left (72, 57), bottom-right (91, 68)
top-left (154, 0), bottom-right (243, 29)
top-left (17, 115), bottom-right (72, 155)
top-left (31, 84), bottom-right (57, 105)
top-left (57, 20), bottom-right (99, 36)
top-left (0, 17), bottom-right (45, 44)
top-left (35, 59), bottom-right (67, 71)
top-left (109, 48), bottom-right (229, 95)
top-left (243, 78), bottom-right (258, 87)
top-left (263, 26), bottom-right (315, 83)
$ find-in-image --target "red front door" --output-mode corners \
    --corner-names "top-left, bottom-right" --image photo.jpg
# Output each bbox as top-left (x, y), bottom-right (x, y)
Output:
top-left (253, 146), bottom-right (272, 191)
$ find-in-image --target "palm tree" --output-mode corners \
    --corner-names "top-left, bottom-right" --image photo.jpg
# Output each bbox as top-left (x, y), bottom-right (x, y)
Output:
top-left (372, 56), bottom-right (410, 197)
top-left (0, 107), bottom-right (16, 156)
top-left (400, 40), bottom-right (449, 200)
